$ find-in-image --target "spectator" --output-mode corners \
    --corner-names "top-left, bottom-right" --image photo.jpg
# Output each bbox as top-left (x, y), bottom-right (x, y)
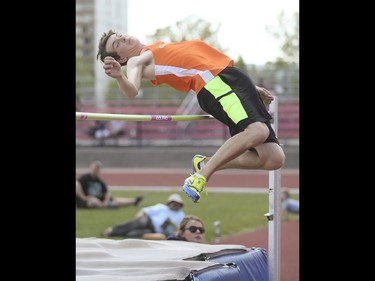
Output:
top-left (101, 193), bottom-right (185, 238)
top-left (108, 119), bottom-right (126, 139)
top-left (280, 187), bottom-right (299, 221)
top-left (86, 120), bottom-right (111, 146)
top-left (76, 160), bottom-right (144, 209)
top-left (167, 215), bottom-right (205, 243)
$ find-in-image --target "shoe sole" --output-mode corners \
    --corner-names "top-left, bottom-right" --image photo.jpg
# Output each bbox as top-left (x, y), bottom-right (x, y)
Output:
top-left (182, 185), bottom-right (200, 203)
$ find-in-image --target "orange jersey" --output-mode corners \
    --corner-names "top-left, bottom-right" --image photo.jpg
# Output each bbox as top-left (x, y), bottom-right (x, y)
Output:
top-left (144, 39), bottom-right (233, 94)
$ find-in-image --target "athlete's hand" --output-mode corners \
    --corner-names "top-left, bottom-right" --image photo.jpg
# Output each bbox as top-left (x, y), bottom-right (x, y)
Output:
top-left (256, 86), bottom-right (274, 106)
top-left (102, 56), bottom-right (122, 79)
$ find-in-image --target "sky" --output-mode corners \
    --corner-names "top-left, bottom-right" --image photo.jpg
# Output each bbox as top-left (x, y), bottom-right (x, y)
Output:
top-left (127, 0), bottom-right (299, 65)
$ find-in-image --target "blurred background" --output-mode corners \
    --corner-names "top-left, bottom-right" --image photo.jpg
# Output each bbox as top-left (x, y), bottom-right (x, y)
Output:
top-left (76, 3), bottom-right (299, 279)
top-left (76, 0), bottom-right (299, 168)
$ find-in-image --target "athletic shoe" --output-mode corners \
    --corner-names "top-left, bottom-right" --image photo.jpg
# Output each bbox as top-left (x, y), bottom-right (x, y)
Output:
top-left (182, 173), bottom-right (207, 203)
top-left (134, 195), bottom-right (145, 207)
top-left (192, 154), bottom-right (206, 174)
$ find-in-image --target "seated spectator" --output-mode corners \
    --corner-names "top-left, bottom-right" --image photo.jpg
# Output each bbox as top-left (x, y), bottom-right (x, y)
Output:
top-left (281, 187), bottom-right (299, 221)
top-left (167, 215), bottom-right (205, 243)
top-left (87, 120), bottom-right (110, 139)
top-left (101, 193), bottom-right (185, 238)
top-left (76, 160), bottom-right (144, 209)
top-left (86, 120), bottom-right (111, 146)
top-left (108, 120), bottom-right (126, 139)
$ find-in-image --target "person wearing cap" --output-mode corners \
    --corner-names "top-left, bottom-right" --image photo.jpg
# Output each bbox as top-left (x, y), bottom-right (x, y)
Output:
top-left (76, 160), bottom-right (145, 209)
top-left (101, 193), bottom-right (185, 238)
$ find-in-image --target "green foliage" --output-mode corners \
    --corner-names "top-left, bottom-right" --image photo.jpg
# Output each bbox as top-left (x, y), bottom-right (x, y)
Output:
top-left (76, 190), bottom-right (299, 242)
top-left (234, 56), bottom-right (248, 72)
top-left (146, 15), bottom-right (226, 52)
top-left (266, 11), bottom-right (299, 64)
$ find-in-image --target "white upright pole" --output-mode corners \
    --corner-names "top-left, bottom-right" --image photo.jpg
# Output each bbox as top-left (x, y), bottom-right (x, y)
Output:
top-left (266, 97), bottom-right (281, 281)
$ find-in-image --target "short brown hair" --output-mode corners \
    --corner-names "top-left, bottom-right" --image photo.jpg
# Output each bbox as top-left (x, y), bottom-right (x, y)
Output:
top-left (179, 215), bottom-right (204, 231)
top-left (96, 29), bottom-right (126, 66)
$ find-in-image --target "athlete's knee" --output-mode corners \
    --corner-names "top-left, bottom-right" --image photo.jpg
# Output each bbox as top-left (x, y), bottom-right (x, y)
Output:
top-left (266, 151), bottom-right (285, 170)
top-left (268, 158), bottom-right (285, 170)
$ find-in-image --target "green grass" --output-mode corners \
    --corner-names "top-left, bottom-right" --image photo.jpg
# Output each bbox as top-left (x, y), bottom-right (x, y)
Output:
top-left (76, 190), bottom-right (299, 242)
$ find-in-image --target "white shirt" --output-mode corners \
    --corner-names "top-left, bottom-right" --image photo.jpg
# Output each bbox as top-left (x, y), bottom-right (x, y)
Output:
top-left (282, 198), bottom-right (299, 214)
top-left (142, 203), bottom-right (185, 233)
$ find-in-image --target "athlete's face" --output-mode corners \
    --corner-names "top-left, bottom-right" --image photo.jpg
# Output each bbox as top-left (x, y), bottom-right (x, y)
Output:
top-left (180, 220), bottom-right (205, 243)
top-left (105, 33), bottom-right (142, 61)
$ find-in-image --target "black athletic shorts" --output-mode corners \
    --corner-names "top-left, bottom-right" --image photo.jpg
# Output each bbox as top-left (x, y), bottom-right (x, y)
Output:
top-left (197, 66), bottom-right (280, 145)
top-left (76, 196), bottom-right (88, 208)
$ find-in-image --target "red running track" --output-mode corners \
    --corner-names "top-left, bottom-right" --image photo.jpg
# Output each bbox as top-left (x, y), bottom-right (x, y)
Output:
top-left (76, 168), bottom-right (299, 190)
top-left (217, 220), bottom-right (299, 281)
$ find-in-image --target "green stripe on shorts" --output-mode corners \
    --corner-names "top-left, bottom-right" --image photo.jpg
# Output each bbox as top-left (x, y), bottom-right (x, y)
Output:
top-left (204, 76), bottom-right (248, 124)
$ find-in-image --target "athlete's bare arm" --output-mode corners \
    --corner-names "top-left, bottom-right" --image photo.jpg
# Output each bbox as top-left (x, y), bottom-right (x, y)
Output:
top-left (127, 50), bottom-right (155, 89)
top-left (102, 51), bottom-right (155, 99)
top-left (117, 50), bottom-right (155, 99)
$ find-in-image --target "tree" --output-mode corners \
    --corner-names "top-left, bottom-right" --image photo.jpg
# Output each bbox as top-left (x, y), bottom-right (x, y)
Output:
top-left (234, 55), bottom-right (248, 73)
top-left (146, 15), bottom-right (227, 52)
top-left (258, 11), bottom-right (299, 98)
top-left (266, 11), bottom-right (299, 64)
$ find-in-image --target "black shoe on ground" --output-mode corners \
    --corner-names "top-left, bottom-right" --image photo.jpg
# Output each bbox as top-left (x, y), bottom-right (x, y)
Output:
top-left (134, 195), bottom-right (145, 207)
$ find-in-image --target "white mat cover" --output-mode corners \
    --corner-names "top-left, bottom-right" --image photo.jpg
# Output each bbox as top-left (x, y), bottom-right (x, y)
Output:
top-left (76, 237), bottom-right (247, 281)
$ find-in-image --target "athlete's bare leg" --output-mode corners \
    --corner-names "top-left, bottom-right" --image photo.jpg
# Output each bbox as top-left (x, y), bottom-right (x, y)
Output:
top-left (197, 122), bottom-right (285, 181)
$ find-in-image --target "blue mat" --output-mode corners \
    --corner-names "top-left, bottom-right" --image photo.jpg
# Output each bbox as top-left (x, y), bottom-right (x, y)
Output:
top-left (188, 247), bottom-right (268, 281)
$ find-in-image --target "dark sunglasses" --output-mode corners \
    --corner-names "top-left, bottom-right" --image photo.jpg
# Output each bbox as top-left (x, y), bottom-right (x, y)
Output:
top-left (186, 226), bottom-right (205, 233)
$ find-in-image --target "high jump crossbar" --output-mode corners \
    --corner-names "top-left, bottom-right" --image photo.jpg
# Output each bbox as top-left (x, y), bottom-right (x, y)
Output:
top-left (76, 108), bottom-right (281, 281)
top-left (76, 112), bottom-right (214, 122)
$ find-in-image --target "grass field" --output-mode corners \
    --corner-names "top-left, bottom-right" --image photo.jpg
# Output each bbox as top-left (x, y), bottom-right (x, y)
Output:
top-left (76, 190), bottom-right (299, 242)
